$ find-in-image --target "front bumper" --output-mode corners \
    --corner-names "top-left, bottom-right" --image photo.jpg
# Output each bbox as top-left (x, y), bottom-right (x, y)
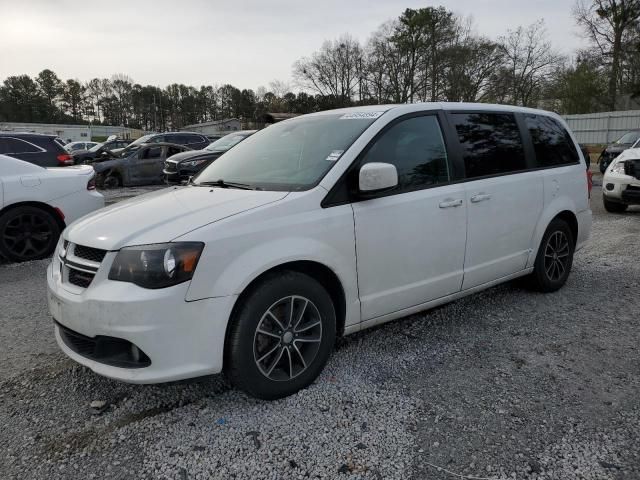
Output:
top-left (47, 259), bottom-right (237, 383)
top-left (602, 171), bottom-right (640, 203)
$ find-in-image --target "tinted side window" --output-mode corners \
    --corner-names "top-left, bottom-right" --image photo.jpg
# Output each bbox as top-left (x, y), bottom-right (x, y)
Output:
top-left (141, 146), bottom-right (163, 159)
top-left (4, 138), bottom-right (41, 153)
top-left (451, 113), bottom-right (526, 178)
top-left (525, 115), bottom-right (580, 167)
top-left (361, 115), bottom-right (450, 192)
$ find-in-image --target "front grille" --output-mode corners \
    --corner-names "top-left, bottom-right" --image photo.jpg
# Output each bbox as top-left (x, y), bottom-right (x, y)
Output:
top-left (56, 322), bottom-right (151, 368)
top-left (74, 245), bottom-right (107, 263)
top-left (68, 268), bottom-right (94, 288)
top-left (60, 243), bottom-right (104, 289)
top-left (625, 159), bottom-right (640, 180)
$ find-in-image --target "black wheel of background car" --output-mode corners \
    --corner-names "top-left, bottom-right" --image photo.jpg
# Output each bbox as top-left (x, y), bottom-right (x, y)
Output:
top-left (224, 271), bottom-right (336, 400)
top-left (603, 196), bottom-right (628, 213)
top-left (527, 218), bottom-right (575, 293)
top-left (0, 206), bottom-right (61, 262)
top-left (100, 173), bottom-right (122, 189)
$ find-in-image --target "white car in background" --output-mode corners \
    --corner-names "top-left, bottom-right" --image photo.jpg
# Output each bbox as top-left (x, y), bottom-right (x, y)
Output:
top-left (64, 141), bottom-right (99, 153)
top-left (602, 148), bottom-right (640, 212)
top-left (0, 155), bottom-right (104, 262)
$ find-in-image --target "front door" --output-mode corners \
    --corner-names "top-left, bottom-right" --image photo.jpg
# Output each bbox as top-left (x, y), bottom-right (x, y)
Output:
top-left (129, 146), bottom-right (163, 185)
top-left (352, 114), bottom-right (467, 321)
top-left (447, 111), bottom-right (543, 289)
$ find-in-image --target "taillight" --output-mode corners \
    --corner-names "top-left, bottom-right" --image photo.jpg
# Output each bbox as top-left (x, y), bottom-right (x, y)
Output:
top-left (586, 170), bottom-right (593, 198)
top-left (87, 177), bottom-right (96, 191)
top-left (57, 153), bottom-right (73, 166)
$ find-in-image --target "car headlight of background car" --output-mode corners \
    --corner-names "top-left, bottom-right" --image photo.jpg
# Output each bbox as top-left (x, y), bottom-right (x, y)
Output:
top-left (109, 242), bottom-right (204, 289)
top-left (183, 159), bottom-right (208, 168)
top-left (610, 160), bottom-right (627, 174)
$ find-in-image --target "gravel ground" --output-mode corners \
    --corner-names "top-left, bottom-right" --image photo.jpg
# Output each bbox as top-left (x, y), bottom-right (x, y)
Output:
top-left (0, 185), bottom-right (638, 480)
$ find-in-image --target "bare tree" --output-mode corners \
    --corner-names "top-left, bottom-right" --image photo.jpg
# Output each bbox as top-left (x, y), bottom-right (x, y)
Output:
top-left (498, 20), bottom-right (564, 107)
top-left (574, 0), bottom-right (640, 109)
top-left (293, 34), bottom-right (364, 106)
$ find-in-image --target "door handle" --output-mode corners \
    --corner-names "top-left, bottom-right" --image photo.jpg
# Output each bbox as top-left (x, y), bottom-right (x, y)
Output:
top-left (439, 198), bottom-right (464, 209)
top-left (470, 193), bottom-right (492, 203)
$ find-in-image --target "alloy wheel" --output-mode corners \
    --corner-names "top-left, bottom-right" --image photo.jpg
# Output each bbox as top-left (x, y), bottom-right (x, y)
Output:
top-left (543, 231), bottom-right (570, 282)
top-left (253, 295), bottom-right (323, 381)
top-left (1, 212), bottom-right (54, 260)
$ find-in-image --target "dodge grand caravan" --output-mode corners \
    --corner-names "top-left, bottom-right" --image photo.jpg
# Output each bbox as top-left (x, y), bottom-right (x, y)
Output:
top-left (47, 103), bottom-right (592, 399)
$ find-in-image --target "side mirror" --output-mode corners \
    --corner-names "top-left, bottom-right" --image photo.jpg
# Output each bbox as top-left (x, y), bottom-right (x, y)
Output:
top-left (358, 162), bottom-right (398, 193)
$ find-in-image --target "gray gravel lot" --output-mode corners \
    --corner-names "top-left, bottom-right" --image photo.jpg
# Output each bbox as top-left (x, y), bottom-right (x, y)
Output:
top-left (0, 185), bottom-right (638, 480)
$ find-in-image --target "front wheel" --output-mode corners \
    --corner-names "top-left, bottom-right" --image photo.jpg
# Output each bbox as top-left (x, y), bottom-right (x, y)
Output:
top-left (224, 271), bottom-right (336, 400)
top-left (603, 196), bottom-right (628, 213)
top-left (527, 218), bottom-right (575, 293)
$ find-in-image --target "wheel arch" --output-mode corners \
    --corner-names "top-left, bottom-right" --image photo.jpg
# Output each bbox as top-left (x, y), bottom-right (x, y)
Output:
top-left (528, 201), bottom-right (580, 268)
top-left (224, 260), bottom-right (348, 357)
top-left (0, 201), bottom-right (66, 230)
top-left (554, 210), bottom-right (578, 245)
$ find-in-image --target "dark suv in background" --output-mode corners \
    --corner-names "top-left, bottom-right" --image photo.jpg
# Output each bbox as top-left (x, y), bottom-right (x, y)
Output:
top-left (0, 132), bottom-right (73, 166)
top-left (129, 132), bottom-right (210, 150)
top-left (163, 130), bottom-right (255, 183)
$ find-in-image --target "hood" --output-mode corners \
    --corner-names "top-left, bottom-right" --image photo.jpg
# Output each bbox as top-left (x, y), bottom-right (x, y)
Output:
top-left (167, 150), bottom-right (222, 163)
top-left (65, 186), bottom-right (288, 250)
top-left (605, 144), bottom-right (628, 154)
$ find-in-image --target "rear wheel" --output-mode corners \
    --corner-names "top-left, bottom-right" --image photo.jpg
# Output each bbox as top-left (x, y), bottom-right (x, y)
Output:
top-left (527, 218), bottom-right (575, 293)
top-left (225, 271), bottom-right (336, 400)
top-left (0, 206), bottom-right (61, 262)
top-left (603, 196), bottom-right (628, 213)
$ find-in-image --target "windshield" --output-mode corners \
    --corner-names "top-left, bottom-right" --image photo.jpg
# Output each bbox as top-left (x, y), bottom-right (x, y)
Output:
top-left (194, 112), bottom-right (381, 191)
top-left (89, 142), bottom-right (104, 152)
top-left (616, 131), bottom-right (640, 145)
top-left (129, 134), bottom-right (155, 146)
top-left (114, 144), bottom-right (142, 158)
top-left (205, 133), bottom-right (250, 152)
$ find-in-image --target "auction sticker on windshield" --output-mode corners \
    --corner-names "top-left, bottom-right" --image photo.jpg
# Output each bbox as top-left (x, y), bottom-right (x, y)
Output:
top-left (340, 111), bottom-right (385, 120)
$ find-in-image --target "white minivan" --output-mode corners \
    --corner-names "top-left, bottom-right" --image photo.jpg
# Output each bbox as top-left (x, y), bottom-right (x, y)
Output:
top-left (47, 103), bottom-right (591, 399)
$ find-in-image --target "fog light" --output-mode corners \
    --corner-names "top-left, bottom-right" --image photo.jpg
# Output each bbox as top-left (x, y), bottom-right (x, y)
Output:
top-left (606, 183), bottom-right (615, 191)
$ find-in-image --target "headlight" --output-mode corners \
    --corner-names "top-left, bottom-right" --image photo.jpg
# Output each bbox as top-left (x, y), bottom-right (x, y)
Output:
top-left (610, 161), bottom-right (627, 174)
top-left (183, 159), bottom-right (208, 167)
top-left (109, 242), bottom-right (204, 289)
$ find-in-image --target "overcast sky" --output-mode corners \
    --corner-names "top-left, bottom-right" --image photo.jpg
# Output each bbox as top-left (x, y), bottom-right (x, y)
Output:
top-left (1, 0), bottom-right (584, 90)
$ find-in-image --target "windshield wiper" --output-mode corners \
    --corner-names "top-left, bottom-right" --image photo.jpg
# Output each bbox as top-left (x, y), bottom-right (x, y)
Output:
top-left (195, 179), bottom-right (255, 190)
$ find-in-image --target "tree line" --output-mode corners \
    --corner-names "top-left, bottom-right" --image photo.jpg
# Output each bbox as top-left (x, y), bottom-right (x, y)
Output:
top-left (2, 1), bottom-right (640, 131)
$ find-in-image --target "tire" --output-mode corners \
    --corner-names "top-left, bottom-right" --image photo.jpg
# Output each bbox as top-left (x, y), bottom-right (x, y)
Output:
top-left (527, 218), bottom-right (575, 293)
top-left (224, 271), bottom-right (336, 400)
top-left (99, 172), bottom-right (122, 189)
top-left (0, 206), bottom-right (61, 262)
top-left (603, 196), bottom-right (628, 213)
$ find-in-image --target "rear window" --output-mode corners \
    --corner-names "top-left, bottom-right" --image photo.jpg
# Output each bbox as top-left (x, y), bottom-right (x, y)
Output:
top-left (525, 115), bottom-right (580, 168)
top-left (450, 112), bottom-right (526, 179)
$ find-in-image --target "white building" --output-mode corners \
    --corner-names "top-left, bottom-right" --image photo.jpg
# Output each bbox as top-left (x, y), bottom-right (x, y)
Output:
top-left (181, 118), bottom-right (241, 136)
top-left (0, 122), bottom-right (146, 142)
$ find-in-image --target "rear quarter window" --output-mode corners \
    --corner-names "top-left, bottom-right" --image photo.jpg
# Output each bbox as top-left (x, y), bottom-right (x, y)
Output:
top-left (525, 115), bottom-right (580, 167)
